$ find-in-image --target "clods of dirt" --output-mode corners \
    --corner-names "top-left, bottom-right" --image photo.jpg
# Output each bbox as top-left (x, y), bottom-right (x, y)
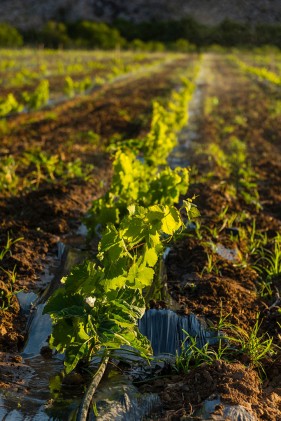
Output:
top-left (141, 360), bottom-right (281, 420)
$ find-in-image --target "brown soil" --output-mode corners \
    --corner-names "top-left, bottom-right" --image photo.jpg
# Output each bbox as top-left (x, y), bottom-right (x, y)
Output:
top-left (141, 360), bottom-right (281, 420)
top-left (142, 54), bottom-right (281, 419)
top-left (1, 52), bottom-right (281, 420)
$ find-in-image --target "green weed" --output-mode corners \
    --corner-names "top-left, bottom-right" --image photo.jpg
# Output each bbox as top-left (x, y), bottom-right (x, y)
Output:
top-left (175, 330), bottom-right (228, 374)
top-left (218, 314), bottom-right (276, 372)
top-left (0, 233), bottom-right (23, 261)
top-left (254, 233), bottom-right (281, 297)
top-left (0, 235), bottom-right (23, 311)
top-left (201, 252), bottom-right (220, 275)
top-left (246, 220), bottom-right (268, 256)
top-left (0, 266), bottom-right (18, 311)
top-left (0, 156), bottom-right (19, 193)
top-left (263, 233), bottom-right (281, 278)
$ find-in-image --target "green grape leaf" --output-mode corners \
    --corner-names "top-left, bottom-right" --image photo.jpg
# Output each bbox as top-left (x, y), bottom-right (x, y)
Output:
top-left (44, 289), bottom-right (85, 318)
top-left (127, 263), bottom-right (154, 288)
top-left (64, 341), bottom-right (91, 374)
top-left (49, 319), bottom-right (74, 354)
top-left (103, 274), bottom-right (127, 291)
top-left (161, 206), bottom-right (182, 235)
top-left (143, 246), bottom-right (158, 267)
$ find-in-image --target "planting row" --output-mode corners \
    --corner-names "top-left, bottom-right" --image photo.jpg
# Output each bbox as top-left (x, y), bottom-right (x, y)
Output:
top-left (0, 54), bottom-right (200, 350)
top-left (0, 50), bottom-right (175, 116)
top-left (43, 62), bottom-right (200, 418)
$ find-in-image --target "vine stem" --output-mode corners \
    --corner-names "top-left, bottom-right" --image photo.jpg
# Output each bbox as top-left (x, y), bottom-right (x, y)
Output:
top-left (77, 356), bottom-right (109, 421)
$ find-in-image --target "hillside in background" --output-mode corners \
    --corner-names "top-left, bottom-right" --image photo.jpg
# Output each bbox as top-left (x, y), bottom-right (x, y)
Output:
top-left (0, 0), bottom-right (280, 29)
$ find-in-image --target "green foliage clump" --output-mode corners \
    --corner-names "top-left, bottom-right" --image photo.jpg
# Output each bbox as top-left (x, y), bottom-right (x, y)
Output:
top-left (255, 24), bottom-right (281, 48)
top-left (214, 19), bottom-right (253, 47)
top-left (86, 77), bottom-right (196, 232)
top-left (71, 21), bottom-right (126, 49)
top-left (45, 203), bottom-right (188, 372)
top-left (44, 262), bottom-right (151, 373)
top-left (142, 80), bottom-right (193, 166)
top-left (2, 17), bottom-right (281, 50)
top-left (64, 76), bottom-right (92, 97)
top-left (232, 56), bottom-right (281, 86)
top-left (40, 21), bottom-right (70, 48)
top-left (23, 80), bottom-right (49, 111)
top-left (143, 101), bottom-right (177, 166)
top-left (1, 16), bottom-right (281, 50)
top-left (171, 39), bottom-right (197, 52)
top-left (86, 148), bottom-right (188, 231)
top-left (0, 93), bottom-right (23, 117)
top-left (0, 23), bottom-right (23, 47)
top-left (129, 39), bottom-right (166, 52)
top-left (64, 76), bottom-right (75, 98)
top-left (22, 150), bottom-right (94, 188)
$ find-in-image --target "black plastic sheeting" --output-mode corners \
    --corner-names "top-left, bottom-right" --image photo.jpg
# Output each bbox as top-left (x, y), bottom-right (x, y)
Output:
top-left (139, 308), bottom-right (218, 355)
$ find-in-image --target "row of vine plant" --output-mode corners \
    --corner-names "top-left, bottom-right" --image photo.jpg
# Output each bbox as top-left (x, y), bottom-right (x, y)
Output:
top-left (43, 64), bottom-right (200, 395)
top-left (0, 55), bottom-right (166, 117)
top-left (230, 55), bottom-right (281, 86)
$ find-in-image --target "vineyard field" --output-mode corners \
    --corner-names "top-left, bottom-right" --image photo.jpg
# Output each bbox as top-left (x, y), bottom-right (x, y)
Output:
top-left (0, 49), bottom-right (280, 420)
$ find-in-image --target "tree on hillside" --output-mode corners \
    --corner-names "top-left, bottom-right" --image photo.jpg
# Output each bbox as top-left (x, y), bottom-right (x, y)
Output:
top-left (0, 23), bottom-right (23, 47)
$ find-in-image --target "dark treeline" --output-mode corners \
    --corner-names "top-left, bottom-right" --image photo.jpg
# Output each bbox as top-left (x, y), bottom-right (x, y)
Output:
top-left (1, 17), bottom-right (281, 50)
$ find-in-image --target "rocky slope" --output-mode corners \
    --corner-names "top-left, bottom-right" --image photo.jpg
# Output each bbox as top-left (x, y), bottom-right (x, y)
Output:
top-left (0, 0), bottom-right (280, 29)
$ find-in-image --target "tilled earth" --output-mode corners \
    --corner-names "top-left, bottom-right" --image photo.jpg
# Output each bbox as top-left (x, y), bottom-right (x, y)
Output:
top-left (143, 54), bottom-right (281, 420)
top-left (0, 53), bottom-right (281, 420)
